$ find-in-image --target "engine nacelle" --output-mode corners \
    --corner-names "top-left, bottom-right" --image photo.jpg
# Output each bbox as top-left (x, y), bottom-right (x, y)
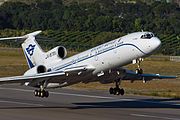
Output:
top-left (57, 46), bottom-right (67, 59)
top-left (45, 46), bottom-right (67, 61)
top-left (24, 65), bottom-right (46, 76)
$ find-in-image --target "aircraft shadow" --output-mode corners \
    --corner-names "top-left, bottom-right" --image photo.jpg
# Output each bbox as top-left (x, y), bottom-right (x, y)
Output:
top-left (71, 98), bottom-right (180, 109)
top-left (0, 98), bottom-right (179, 110)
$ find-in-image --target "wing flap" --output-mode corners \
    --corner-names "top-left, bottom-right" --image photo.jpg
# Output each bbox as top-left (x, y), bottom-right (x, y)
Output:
top-left (98, 68), bottom-right (177, 84)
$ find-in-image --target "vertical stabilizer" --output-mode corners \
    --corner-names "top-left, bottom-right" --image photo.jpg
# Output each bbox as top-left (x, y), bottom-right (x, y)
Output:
top-left (0, 31), bottom-right (46, 68)
top-left (22, 36), bottom-right (45, 68)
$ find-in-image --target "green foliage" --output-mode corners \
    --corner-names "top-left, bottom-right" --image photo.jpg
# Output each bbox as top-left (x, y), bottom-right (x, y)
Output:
top-left (0, 30), bottom-right (179, 56)
top-left (0, 0), bottom-right (179, 55)
top-left (159, 34), bottom-right (180, 56)
top-left (40, 30), bottom-right (124, 51)
top-left (0, 0), bottom-right (179, 34)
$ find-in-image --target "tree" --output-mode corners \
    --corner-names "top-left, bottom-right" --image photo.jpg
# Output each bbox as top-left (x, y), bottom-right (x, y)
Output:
top-left (134, 18), bottom-right (142, 31)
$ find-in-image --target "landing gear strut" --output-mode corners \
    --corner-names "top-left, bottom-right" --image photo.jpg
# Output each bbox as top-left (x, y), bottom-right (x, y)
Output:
top-left (135, 58), bottom-right (143, 74)
top-left (109, 79), bottom-right (124, 95)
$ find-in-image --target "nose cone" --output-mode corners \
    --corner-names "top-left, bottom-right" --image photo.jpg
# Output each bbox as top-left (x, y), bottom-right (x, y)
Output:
top-left (152, 37), bottom-right (161, 50)
top-left (145, 37), bottom-right (161, 55)
top-left (136, 37), bottom-right (162, 57)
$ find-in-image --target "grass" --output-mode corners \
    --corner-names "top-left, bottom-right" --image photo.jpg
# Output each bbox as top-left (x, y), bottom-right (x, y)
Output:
top-left (0, 47), bottom-right (180, 98)
top-left (0, 47), bottom-right (27, 77)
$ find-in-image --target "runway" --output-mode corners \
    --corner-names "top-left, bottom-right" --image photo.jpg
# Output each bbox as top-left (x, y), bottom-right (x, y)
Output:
top-left (0, 85), bottom-right (180, 120)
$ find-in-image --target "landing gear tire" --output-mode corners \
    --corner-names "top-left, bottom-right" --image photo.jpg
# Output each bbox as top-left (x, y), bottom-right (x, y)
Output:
top-left (40, 90), bottom-right (45, 98)
top-left (135, 68), bottom-right (143, 74)
top-left (109, 78), bottom-right (125, 96)
top-left (109, 87), bottom-right (114, 94)
top-left (120, 88), bottom-right (124, 95)
top-left (34, 90), bottom-right (38, 96)
top-left (114, 88), bottom-right (120, 95)
top-left (34, 90), bottom-right (49, 98)
top-left (109, 87), bottom-right (125, 96)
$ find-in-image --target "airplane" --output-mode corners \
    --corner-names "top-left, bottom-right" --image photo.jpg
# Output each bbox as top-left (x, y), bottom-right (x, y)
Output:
top-left (0, 31), bottom-right (177, 98)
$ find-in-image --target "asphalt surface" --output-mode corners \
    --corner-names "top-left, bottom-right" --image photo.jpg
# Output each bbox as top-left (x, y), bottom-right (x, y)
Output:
top-left (0, 84), bottom-right (179, 120)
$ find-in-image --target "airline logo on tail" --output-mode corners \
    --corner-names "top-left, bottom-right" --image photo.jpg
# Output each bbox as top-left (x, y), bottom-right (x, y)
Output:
top-left (26, 44), bottom-right (36, 56)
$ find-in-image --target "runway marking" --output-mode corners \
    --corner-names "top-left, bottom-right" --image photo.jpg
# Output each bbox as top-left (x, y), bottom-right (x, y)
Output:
top-left (0, 100), bottom-right (44, 106)
top-left (131, 114), bottom-right (180, 120)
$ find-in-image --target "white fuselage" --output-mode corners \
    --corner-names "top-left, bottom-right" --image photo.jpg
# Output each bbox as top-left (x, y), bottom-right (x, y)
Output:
top-left (47, 32), bottom-right (161, 77)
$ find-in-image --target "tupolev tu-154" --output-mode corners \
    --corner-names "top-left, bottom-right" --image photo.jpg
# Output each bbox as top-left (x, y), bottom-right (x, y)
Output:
top-left (0, 31), bottom-right (176, 98)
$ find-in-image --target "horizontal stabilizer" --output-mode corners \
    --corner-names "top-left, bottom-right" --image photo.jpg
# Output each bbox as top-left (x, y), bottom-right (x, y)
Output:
top-left (25, 30), bottom-right (42, 38)
top-left (0, 30), bottom-right (42, 41)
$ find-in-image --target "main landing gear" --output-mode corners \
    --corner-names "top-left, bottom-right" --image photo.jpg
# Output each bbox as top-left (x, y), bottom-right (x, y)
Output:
top-left (34, 89), bottom-right (49, 98)
top-left (34, 82), bottom-right (49, 98)
top-left (109, 79), bottom-right (124, 95)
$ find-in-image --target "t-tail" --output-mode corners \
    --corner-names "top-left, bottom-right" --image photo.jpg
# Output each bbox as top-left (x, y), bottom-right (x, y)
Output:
top-left (0, 31), bottom-right (45, 68)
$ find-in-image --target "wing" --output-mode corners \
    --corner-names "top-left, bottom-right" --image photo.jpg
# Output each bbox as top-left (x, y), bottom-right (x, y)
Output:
top-left (97, 68), bottom-right (177, 84)
top-left (0, 71), bottom-right (65, 84)
top-left (123, 69), bottom-right (177, 82)
top-left (0, 65), bottom-right (95, 87)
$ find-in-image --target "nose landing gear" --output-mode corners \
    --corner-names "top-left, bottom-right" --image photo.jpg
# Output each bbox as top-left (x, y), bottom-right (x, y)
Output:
top-left (135, 68), bottom-right (143, 74)
top-left (134, 58), bottom-right (144, 74)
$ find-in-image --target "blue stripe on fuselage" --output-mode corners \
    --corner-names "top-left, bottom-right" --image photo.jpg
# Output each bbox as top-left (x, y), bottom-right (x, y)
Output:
top-left (54, 43), bottom-right (147, 71)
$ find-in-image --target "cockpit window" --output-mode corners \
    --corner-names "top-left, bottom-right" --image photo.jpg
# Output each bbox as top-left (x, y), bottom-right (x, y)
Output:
top-left (141, 33), bottom-right (154, 39)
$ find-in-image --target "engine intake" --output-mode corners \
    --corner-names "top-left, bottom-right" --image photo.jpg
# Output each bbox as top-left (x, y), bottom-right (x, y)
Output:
top-left (57, 46), bottom-right (67, 59)
top-left (24, 65), bottom-right (47, 76)
top-left (37, 65), bottom-right (46, 73)
top-left (45, 46), bottom-right (67, 61)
